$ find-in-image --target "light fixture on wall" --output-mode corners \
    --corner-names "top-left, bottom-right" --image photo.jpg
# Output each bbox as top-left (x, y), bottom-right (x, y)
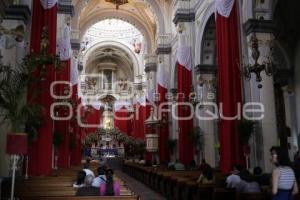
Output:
top-left (105, 0), bottom-right (128, 10)
top-left (243, 34), bottom-right (275, 89)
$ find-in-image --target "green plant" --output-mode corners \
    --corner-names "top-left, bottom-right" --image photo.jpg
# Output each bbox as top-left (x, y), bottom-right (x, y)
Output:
top-left (0, 62), bottom-right (43, 139)
top-left (53, 131), bottom-right (64, 149)
top-left (239, 119), bottom-right (255, 145)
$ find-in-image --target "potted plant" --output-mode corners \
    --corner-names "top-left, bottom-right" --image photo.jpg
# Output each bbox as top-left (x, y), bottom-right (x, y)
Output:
top-left (0, 60), bottom-right (44, 179)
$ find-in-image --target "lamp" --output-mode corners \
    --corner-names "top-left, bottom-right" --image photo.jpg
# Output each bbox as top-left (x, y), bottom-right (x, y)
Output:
top-left (189, 85), bottom-right (199, 107)
top-left (105, 0), bottom-right (129, 9)
top-left (6, 133), bottom-right (28, 200)
top-left (243, 34), bottom-right (274, 88)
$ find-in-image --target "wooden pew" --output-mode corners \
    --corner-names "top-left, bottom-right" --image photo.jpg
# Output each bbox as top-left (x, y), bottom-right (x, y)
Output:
top-left (236, 192), bottom-right (268, 200)
top-left (212, 188), bottom-right (236, 200)
top-left (20, 195), bottom-right (140, 200)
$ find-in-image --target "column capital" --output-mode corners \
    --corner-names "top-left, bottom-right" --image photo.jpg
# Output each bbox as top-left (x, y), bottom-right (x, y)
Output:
top-left (173, 0), bottom-right (196, 25)
top-left (4, 4), bottom-right (31, 24)
top-left (156, 34), bottom-right (172, 55)
top-left (195, 64), bottom-right (217, 75)
top-left (243, 19), bottom-right (276, 36)
top-left (173, 12), bottom-right (195, 25)
top-left (144, 63), bottom-right (157, 73)
top-left (58, 3), bottom-right (74, 16)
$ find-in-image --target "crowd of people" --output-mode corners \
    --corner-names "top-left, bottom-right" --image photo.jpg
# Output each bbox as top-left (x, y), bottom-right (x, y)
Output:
top-left (73, 158), bottom-right (120, 196)
top-left (224, 146), bottom-right (299, 200)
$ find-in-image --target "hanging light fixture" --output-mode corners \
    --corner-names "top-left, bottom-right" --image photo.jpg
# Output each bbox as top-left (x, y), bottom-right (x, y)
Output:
top-left (105, 0), bottom-right (129, 10)
top-left (243, 34), bottom-right (275, 88)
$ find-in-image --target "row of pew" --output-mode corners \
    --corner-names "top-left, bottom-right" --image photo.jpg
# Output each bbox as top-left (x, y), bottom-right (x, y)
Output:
top-left (122, 162), bottom-right (300, 200)
top-left (9, 164), bottom-right (140, 200)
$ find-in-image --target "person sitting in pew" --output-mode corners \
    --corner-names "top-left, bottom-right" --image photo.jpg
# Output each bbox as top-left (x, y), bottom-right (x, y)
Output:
top-left (83, 162), bottom-right (95, 177)
top-left (92, 166), bottom-right (107, 187)
top-left (197, 165), bottom-right (214, 184)
top-left (226, 164), bottom-right (242, 189)
top-left (237, 169), bottom-right (261, 193)
top-left (100, 169), bottom-right (121, 196)
top-left (76, 175), bottom-right (99, 196)
top-left (73, 170), bottom-right (86, 188)
top-left (253, 166), bottom-right (270, 186)
top-left (189, 160), bottom-right (197, 170)
top-left (174, 160), bottom-right (185, 171)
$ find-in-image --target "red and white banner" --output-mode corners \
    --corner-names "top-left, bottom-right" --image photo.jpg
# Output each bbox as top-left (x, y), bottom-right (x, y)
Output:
top-left (40, 0), bottom-right (57, 9)
top-left (177, 46), bottom-right (192, 71)
top-left (215, 0), bottom-right (235, 18)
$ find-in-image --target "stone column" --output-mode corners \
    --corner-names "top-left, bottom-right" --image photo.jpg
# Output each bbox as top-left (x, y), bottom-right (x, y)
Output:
top-left (173, 0), bottom-right (197, 165)
top-left (144, 54), bottom-right (157, 103)
top-left (195, 65), bottom-right (218, 167)
top-left (243, 19), bottom-right (278, 172)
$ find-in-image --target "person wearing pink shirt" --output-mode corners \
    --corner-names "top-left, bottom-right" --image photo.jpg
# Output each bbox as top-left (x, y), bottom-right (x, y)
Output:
top-left (99, 169), bottom-right (121, 196)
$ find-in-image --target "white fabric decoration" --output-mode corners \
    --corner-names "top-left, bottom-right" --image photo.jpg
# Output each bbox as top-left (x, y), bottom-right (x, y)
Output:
top-left (134, 95), bottom-right (146, 106)
top-left (177, 46), bottom-right (192, 71)
top-left (70, 58), bottom-right (79, 86)
top-left (81, 99), bottom-right (103, 110)
top-left (157, 63), bottom-right (168, 89)
top-left (40, 0), bottom-right (57, 9)
top-left (215, 0), bottom-right (235, 18)
top-left (146, 89), bottom-right (155, 104)
top-left (114, 100), bottom-right (132, 111)
top-left (58, 39), bottom-right (72, 61)
top-left (58, 23), bottom-right (72, 61)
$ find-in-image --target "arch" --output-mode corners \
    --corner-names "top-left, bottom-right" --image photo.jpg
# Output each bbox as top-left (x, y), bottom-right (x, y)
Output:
top-left (195, 2), bottom-right (215, 65)
top-left (79, 10), bottom-right (154, 53)
top-left (82, 40), bottom-right (142, 77)
top-left (143, 0), bottom-right (165, 34)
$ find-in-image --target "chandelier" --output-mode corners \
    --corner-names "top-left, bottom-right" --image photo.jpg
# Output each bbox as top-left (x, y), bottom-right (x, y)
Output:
top-left (105, 0), bottom-right (129, 9)
top-left (243, 34), bottom-right (274, 89)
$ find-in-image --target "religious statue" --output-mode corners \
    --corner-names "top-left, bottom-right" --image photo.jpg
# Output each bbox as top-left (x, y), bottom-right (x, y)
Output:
top-left (40, 26), bottom-right (49, 55)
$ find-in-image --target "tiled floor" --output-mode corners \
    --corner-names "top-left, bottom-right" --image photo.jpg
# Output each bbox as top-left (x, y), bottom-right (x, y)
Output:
top-left (107, 158), bottom-right (166, 200)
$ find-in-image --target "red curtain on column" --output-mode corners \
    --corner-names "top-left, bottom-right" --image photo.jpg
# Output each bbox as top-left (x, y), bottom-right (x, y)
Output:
top-left (28, 0), bottom-right (57, 176)
top-left (133, 103), bottom-right (147, 139)
top-left (177, 62), bottom-right (193, 166)
top-left (157, 84), bottom-right (169, 163)
top-left (216, 1), bottom-right (244, 173)
top-left (114, 107), bottom-right (132, 135)
top-left (55, 60), bottom-right (71, 168)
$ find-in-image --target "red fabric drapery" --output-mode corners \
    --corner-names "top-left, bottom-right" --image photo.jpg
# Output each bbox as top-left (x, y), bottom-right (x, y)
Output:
top-left (177, 62), bottom-right (193, 166)
top-left (132, 103), bottom-right (148, 139)
top-left (216, 1), bottom-right (244, 174)
top-left (55, 60), bottom-right (71, 168)
top-left (114, 107), bottom-right (132, 135)
top-left (28, 0), bottom-right (57, 176)
top-left (157, 84), bottom-right (169, 163)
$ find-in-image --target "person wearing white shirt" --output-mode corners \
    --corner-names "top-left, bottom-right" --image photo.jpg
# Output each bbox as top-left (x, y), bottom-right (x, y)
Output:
top-left (83, 163), bottom-right (95, 177)
top-left (92, 167), bottom-right (107, 187)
